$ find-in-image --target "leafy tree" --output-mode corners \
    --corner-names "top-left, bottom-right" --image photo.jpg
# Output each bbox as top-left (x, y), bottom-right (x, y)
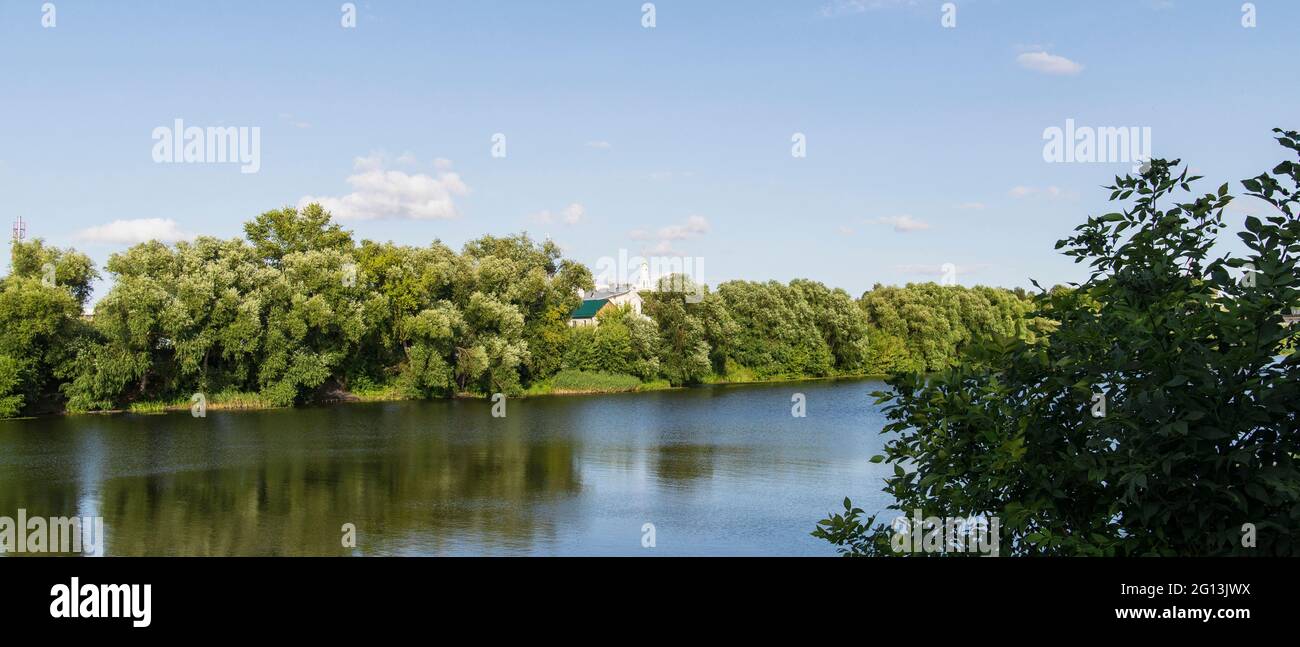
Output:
top-left (457, 291), bottom-right (528, 395)
top-left (352, 239), bottom-right (462, 386)
top-left (643, 289), bottom-right (712, 386)
top-left (244, 203), bottom-right (354, 267)
top-left (398, 301), bottom-right (463, 398)
top-left (258, 248), bottom-right (367, 405)
top-left (0, 279), bottom-right (85, 414)
top-left (563, 325), bottom-right (597, 371)
top-left (620, 306), bottom-right (663, 380)
top-left (694, 289), bottom-right (739, 374)
top-left (817, 130), bottom-right (1300, 556)
top-left (18, 197), bottom-right (1056, 418)
top-left (715, 281), bottom-right (834, 378)
top-left (562, 305), bottom-right (660, 380)
top-left (0, 241), bottom-right (97, 415)
top-left (863, 331), bottom-right (915, 375)
top-left (9, 239), bottom-right (99, 306)
top-left (858, 283), bottom-right (1034, 374)
top-left (791, 279), bottom-right (870, 373)
top-left (0, 355), bottom-right (23, 418)
top-left (64, 238), bottom-right (270, 410)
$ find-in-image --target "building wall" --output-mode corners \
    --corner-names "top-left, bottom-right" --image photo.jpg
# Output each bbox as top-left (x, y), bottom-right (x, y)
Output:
top-left (606, 291), bottom-right (643, 316)
top-left (567, 291), bottom-right (648, 327)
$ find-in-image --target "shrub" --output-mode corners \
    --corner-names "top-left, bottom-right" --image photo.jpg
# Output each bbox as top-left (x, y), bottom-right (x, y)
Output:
top-left (818, 130), bottom-right (1300, 556)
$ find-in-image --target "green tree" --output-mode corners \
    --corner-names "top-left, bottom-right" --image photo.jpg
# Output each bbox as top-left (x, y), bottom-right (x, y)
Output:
top-left (460, 234), bottom-right (591, 385)
top-left (64, 238), bottom-right (271, 410)
top-left (352, 239), bottom-right (463, 387)
top-left (244, 203), bottom-right (354, 267)
top-left (258, 248), bottom-right (366, 405)
top-left (0, 240), bottom-right (97, 416)
top-left (0, 355), bottom-right (23, 418)
top-left (817, 130), bottom-right (1300, 556)
top-left (858, 283), bottom-right (1034, 373)
top-left (561, 305), bottom-right (660, 380)
top-left (9, 238), bottom-right (99, 306)
top-left (398, 301), bottom-right (463, 398)
top-left (694, 289), bottom-right (739, 374)
top-left (791, 279), bottom-right (870, 373)
top-left (643, 291), bottom-right (711, 385)
top-left (715, 280), bottom-right (834, 378)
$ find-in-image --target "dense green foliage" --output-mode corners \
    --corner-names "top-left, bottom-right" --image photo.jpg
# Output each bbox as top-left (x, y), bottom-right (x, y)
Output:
top-left (562, 305), bottom-right (662, 381)
top-left (0, 241), bottom-right (98, 417)
top-left (3, 206), bottom-right (1039, 417)
top-left (860, 283), bottom-right (1050, 375)
top-left (53, 211), bottom-right (594, 411)
top-left (817, 129), bottom-right (1300, 556)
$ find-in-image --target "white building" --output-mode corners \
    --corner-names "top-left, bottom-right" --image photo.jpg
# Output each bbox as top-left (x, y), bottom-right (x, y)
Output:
top-left (568, 262), bottom-right (651, 327)
top-left (568, 286), bottom-right (645, 327)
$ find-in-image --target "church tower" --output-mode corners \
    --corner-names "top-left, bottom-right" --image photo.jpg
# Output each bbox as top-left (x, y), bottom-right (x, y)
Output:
top-left (637, 260), bottom-right (650, 290)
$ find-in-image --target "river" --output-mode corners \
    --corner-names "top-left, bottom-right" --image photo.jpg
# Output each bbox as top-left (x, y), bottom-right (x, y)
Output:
top-left (0, 378), bottom-right (892, 556)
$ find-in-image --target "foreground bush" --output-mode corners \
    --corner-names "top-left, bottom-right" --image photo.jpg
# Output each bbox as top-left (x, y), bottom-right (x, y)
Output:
top-left (818, 129), bottom-right (1300, 556)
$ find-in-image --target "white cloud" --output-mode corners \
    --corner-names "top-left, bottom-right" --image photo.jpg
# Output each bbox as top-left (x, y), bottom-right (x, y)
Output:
top-left (630, 215), bottom-right (710, 254)
top-left (351, 153), bottom-right (385, 172)
top-left (1016, 51), bottom-right (1084, 76)
top-left (955, 202), bottom-right (986, 210)
top-left (76, 218), bottom-right (192, 245)
top-left (278, 113), bottom-right (311, 129)
top-left (657, 215), bottom-right (710, 240)
top-left (870, 215), bottom-right (931, 232)
top-left (529, 202), bottom-right (585, 226)
top-left (645, 240), bottom-right (680, 255)
top-left (299, 154), bottom-right (469, 220)
top-left (1226, 195), bottom-right (1274, 215)
top-left (586, 141), bottom-right (613, 150)
top-left (820, 0), bottom-right (916, 16)
top-left (1008, 185), bottom-right (1075, 200)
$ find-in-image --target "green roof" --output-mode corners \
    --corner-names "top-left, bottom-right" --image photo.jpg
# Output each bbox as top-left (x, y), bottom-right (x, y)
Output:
top-left (570, 298), bottom-right (609, 319)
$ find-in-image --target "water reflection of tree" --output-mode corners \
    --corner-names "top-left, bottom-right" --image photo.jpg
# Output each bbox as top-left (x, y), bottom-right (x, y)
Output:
top-left (106, 442), bottom-right (578, 555)
top-left (650, 444), bottom-right (719, 485)
top-left (0, 409), bottom-right (583, 556)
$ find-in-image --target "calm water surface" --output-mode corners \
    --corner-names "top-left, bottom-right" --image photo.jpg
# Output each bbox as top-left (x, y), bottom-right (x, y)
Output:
top-left (0, 379), bottom-right (893, 556)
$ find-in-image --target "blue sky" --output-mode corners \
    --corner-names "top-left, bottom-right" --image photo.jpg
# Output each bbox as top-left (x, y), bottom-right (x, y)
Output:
top-left (1, 0), bottom-right (1296, 303)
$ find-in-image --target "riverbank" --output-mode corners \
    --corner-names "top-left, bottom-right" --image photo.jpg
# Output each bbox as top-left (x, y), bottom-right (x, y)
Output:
top-left (45, 369), bottom-right (887, 419)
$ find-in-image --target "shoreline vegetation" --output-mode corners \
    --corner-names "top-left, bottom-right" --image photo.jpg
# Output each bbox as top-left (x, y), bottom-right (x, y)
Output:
top-left (815, 131), bottom-right (1300, 556)
top-left (74, 370), bottom-right (889, 418)
top-left (1, 203), bottom-right (1050, 422)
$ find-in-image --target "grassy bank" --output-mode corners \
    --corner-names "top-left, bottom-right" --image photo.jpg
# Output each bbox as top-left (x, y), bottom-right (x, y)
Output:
top-left (126, 390), bottom-right (282, 414)
top-left (524, 370), bottom-right (673, 396)
top-left (56, 370), bottom-right (885, 418)
top-left (703, 366), bottom-right (887, 386)
top-left (525, 367), bottom-right (886, 397)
